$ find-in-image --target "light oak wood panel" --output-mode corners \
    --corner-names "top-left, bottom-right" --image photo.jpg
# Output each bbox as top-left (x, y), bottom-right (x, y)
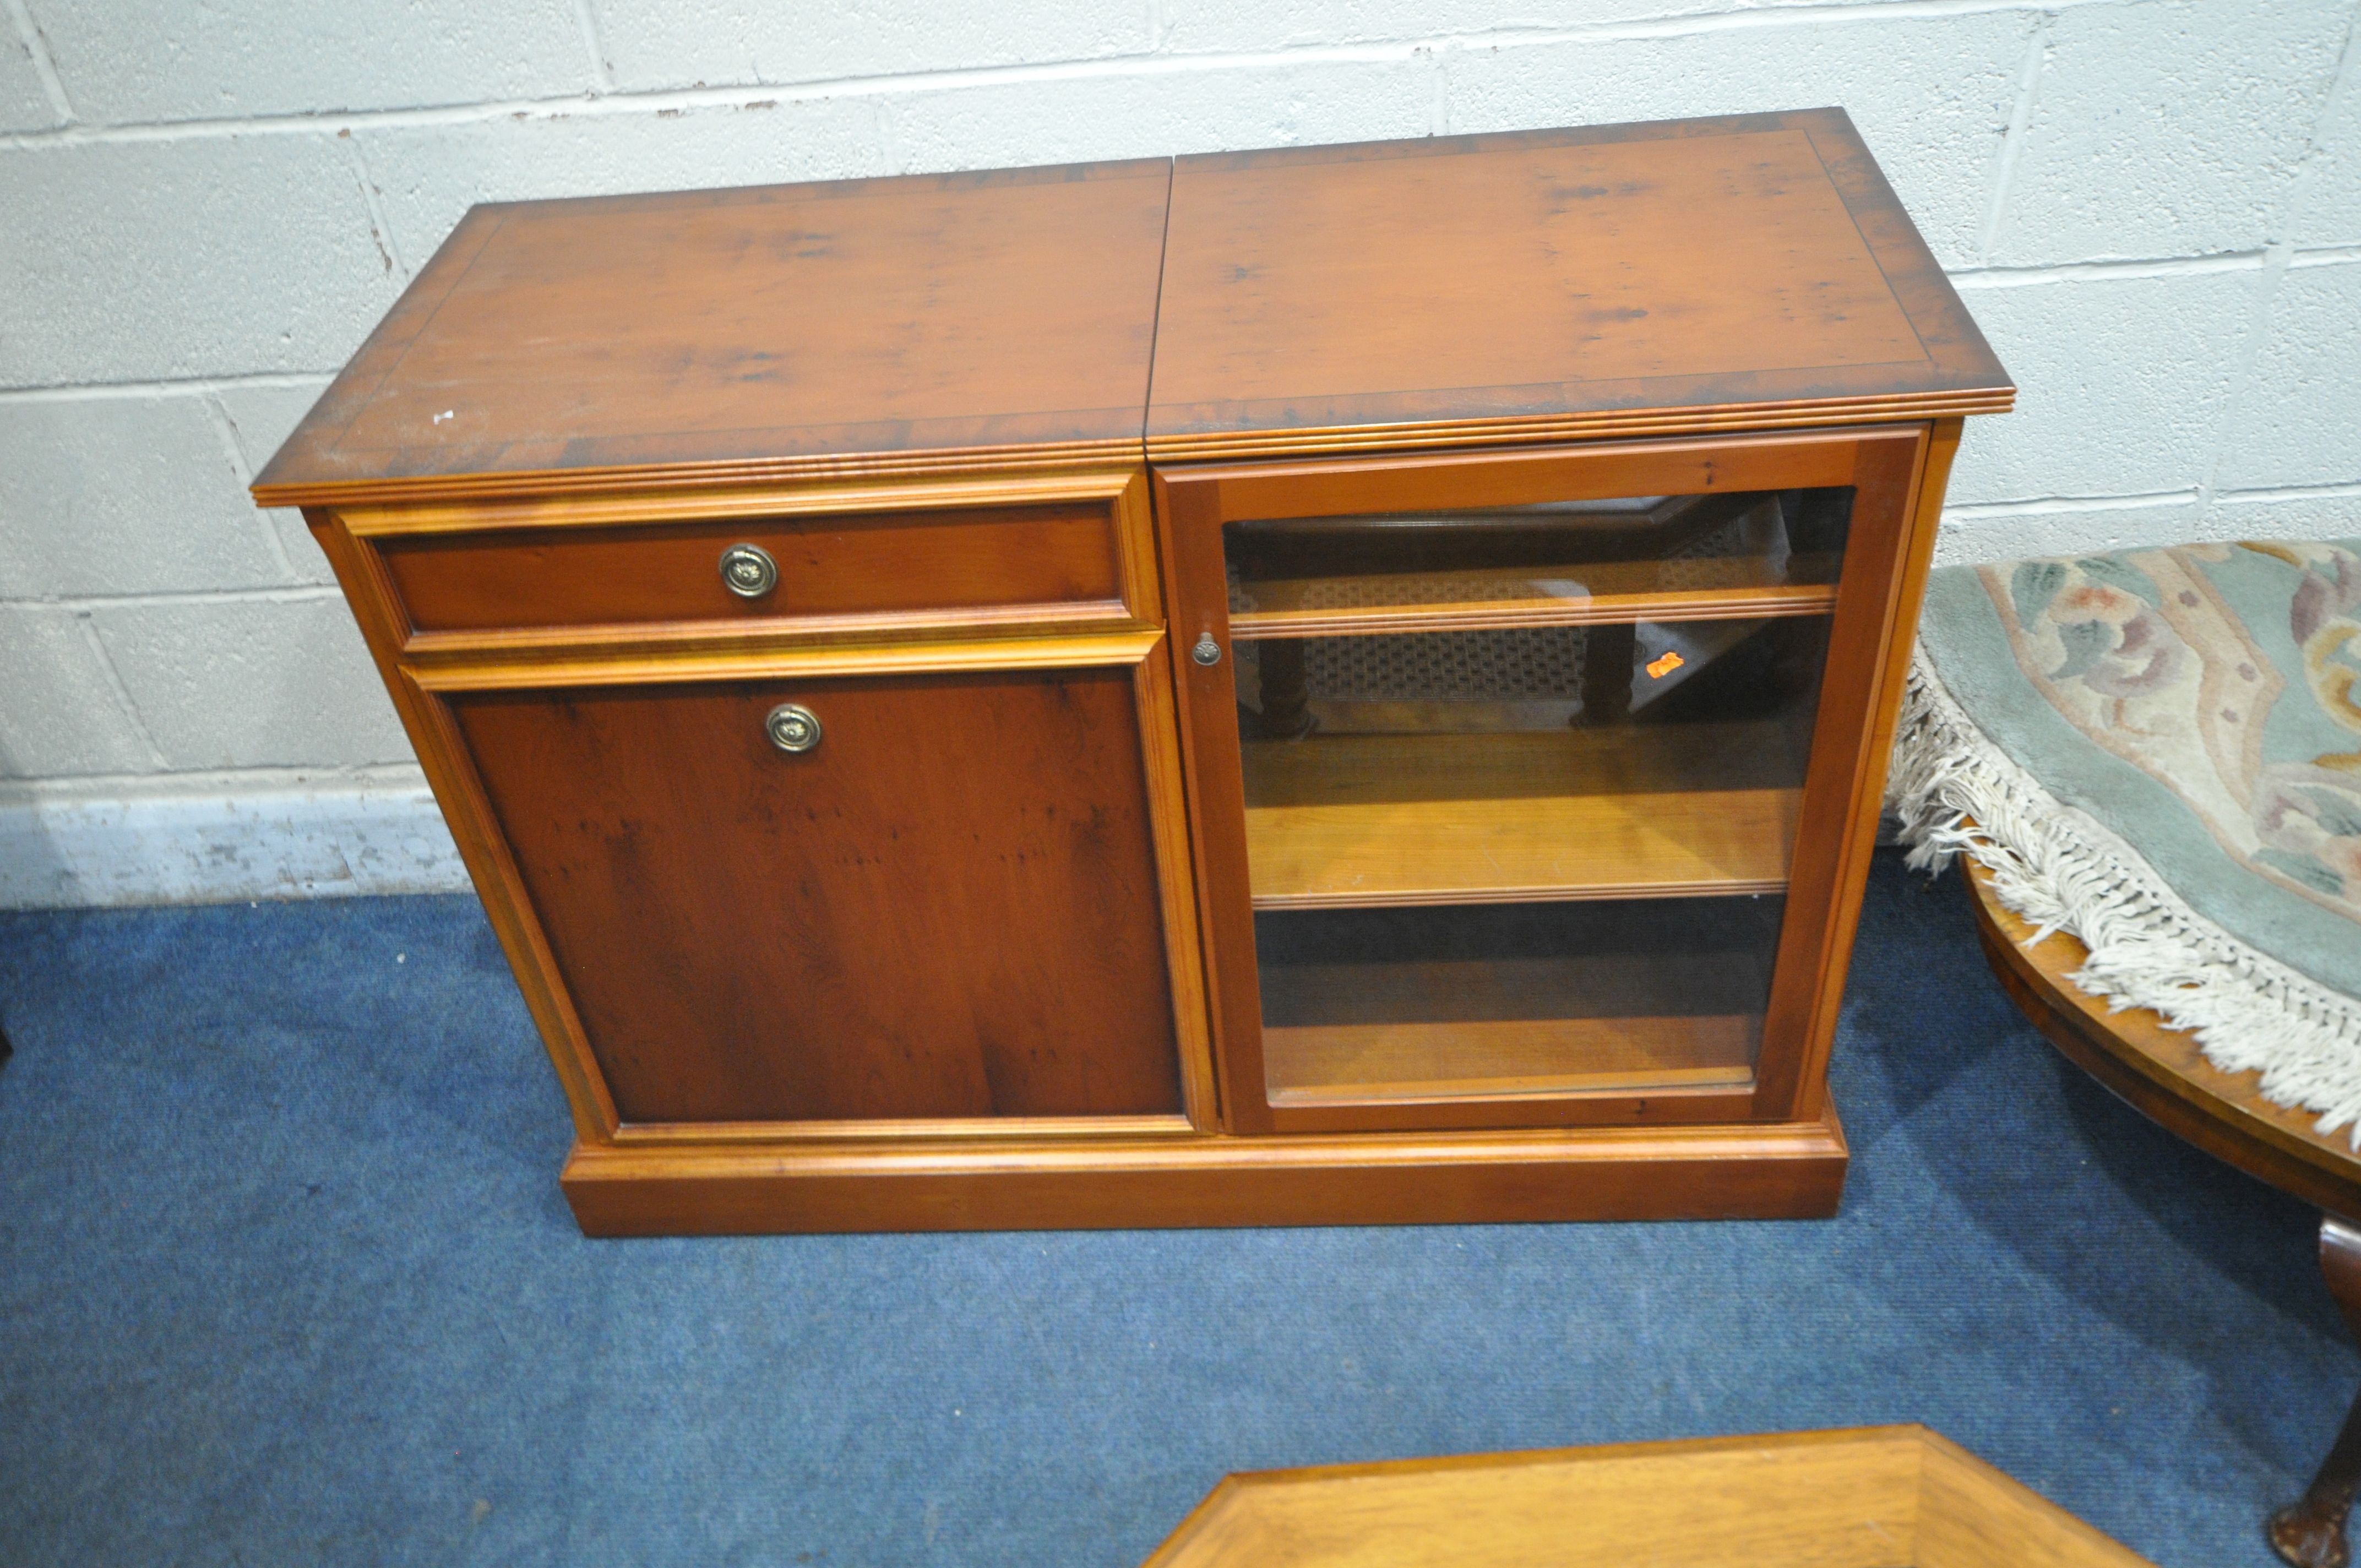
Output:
top-left (1914, 1435), bottom-right (2157, 1568)
top-left (1265, 1016), bottom-right (1757, 1102)
top-left (1152, 1429), bottom-right (1924, 1568)
top-left (1241, 724), bottom-right (1804, 907)
top-left (1144, 1427), bottom-right (2150, 1568)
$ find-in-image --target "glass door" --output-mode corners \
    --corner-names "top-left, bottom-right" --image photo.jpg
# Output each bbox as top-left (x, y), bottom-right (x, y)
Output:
top-left (1161, 430), bottom-right (1928, 1133)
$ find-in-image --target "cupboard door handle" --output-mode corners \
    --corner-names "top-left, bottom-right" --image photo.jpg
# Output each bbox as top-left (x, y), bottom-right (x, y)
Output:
top-left (719, 543), bottom-right (779, 598)
top-left (1191, 633), bottom-right (1222, 666)
top-left (765, 703), bottom-right (822, 754)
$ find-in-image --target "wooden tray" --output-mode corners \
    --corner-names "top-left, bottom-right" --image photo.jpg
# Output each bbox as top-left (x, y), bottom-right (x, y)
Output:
top-left (1144, 1425), bottom-right (2152, 1567)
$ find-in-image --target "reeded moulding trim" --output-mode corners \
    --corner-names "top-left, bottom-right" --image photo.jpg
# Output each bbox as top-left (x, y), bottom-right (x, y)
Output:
top-left (249, 436), bottom-right (1150, 510)
top-left (252, 390), bottom-right (2014, 510)
top-left (1145, 389), bottom-right (2016, 464)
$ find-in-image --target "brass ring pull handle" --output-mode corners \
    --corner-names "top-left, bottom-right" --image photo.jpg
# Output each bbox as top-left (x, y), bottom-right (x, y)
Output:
top-left (765, 703), bottom-right (822, 754)
top-left (719, 542), bottom-right (778, 598)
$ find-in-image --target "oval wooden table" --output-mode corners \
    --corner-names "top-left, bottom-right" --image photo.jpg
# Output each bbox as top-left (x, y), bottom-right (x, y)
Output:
top-left (1963, 856), bottom-right (2361, 1568)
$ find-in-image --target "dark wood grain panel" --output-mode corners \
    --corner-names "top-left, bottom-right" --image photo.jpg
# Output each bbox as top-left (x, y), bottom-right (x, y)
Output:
top-left (450, 666), bottom-right (1185, 1124)
top-left (379, 502), bottom-right (1127, 635)
top-left (254, 159), bottom-right (1172, 504)
top-left (1149, 110), bottom-right (2011, 455)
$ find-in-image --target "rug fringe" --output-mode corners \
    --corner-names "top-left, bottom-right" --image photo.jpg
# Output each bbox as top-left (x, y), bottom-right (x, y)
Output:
top-left (1888, 648), bottom-right (2361, 1147)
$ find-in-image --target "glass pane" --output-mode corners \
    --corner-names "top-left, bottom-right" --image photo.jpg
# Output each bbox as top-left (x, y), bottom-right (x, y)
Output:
top-left (1235, 615), bottom-right (1829, 908)
top-left (1226, 487), bottom-right (1852, 635)
top-left (1256, 896), bottom-right (1784, 1104)
top-left (1223, 485), bottom-right (1847, 1109)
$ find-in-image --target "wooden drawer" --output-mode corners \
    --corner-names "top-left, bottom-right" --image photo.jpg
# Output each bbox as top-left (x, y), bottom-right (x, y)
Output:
top-left (377, 504), bottom-right (1124, 637)
top-left (357, 473), bottom-right (1157, 645)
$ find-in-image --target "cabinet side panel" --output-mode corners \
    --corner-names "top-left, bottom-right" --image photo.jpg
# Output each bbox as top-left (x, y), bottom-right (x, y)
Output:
top-left (309, 511), bottom-right (622, 1141)
top-left (1755, 422), bottom-right (1947, 1118)
top-left (450, 667), bottom-right (1186, 1124)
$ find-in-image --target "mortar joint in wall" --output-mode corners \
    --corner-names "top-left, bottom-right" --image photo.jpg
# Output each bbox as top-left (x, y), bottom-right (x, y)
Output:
top-left (0, 0), bottom-right (2130, 151)
top-left (1976, 8), bottom-right (2051, 266)
top-left (2, 0), bottom-right (74, 126)
top-left (67, 613), bottom-right (171, 771)
top-left (570, 0), bottom-right (616, 92)
top-left (197, 393), bottom-right (308, 586)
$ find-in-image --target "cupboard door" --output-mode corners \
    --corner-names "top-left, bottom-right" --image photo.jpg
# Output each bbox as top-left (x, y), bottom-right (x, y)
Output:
top-left (1161, 428), bottom-right (1928, 1134)
top-left (445, 663), bottom-right (1190, 1126)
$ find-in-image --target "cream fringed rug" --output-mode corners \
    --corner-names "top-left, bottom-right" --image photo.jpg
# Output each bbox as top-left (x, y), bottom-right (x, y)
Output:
top-left (1889, 540), bottom-right (2361, 1143)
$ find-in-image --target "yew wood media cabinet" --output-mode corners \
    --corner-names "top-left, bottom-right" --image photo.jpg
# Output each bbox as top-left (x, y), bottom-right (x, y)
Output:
top-left (253, 110), bottom-right (2012, 1235)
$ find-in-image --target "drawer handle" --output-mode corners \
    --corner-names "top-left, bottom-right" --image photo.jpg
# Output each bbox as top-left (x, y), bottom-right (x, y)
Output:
top-left (765, 703), bottom-right (822, 754)
top-left (719, 543), bottom-right (779, 598)
top-left (1191, 633), bottom-right (1222, 667)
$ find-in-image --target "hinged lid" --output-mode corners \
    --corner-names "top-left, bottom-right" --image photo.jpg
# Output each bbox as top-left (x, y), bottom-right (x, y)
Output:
top-left (1148, 109), bottom-right (2012, 461)
top-left (252, 159), bottom-right (1173, 507)
top-left (254, 112), bottom-right (2010, 508)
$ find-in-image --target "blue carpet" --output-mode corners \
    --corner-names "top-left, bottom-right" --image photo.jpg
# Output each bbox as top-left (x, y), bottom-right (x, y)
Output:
top-left (0, 848), bottom-right (2351, 1566)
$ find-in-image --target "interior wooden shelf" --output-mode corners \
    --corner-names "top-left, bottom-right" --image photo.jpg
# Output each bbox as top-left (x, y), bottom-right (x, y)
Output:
top-left (1253, 897), bottom-right (1778, 1103)
top-left (1264, 1015), bottom-right (1759, 1103)
top-left (1242, 721), bottom-right (1804, 908)
top-left (1229, 551), bottom-right (1841, 638)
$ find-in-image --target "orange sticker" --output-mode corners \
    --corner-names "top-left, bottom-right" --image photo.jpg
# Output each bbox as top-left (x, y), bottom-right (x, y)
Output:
top-left (1645, 650), bottom-right (1686, 679)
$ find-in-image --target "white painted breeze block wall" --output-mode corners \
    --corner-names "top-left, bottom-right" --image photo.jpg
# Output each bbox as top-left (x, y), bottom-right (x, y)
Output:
top-left (3, 0), bottom-right (2358, 906)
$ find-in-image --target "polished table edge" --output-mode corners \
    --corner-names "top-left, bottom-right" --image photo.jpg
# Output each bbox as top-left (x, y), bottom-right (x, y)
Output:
top-left (559, 1107), bottom-right (1849, 1235)
top-left (1962, 854), bottom-right (2361, 1222)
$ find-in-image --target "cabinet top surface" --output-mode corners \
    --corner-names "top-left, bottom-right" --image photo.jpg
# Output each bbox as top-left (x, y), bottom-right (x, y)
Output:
top-left (254, 111), bottom-right (2009, 507)
top-left (253, 157), bottom-right (1174, 505)
top-left (1147, 109), bottom-right (2010, 458)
